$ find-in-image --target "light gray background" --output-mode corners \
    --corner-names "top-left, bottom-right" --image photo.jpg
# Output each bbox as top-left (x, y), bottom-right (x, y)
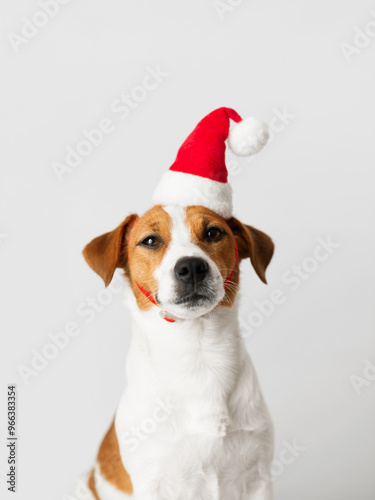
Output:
top-left (1, 1), bottom-right (375, 499)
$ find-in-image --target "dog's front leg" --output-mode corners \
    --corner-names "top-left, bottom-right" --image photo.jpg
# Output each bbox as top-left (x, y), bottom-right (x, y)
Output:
top-left (130, 453), bottom-right (219, 500)
top-left (185, 397), bottom-right (231, 437)
top-left (194, 411), bottom-right (230, 437)
top-left (135, 481), bottom-right (205, 500)
top-left (135, 477), bottom-right (218, 500)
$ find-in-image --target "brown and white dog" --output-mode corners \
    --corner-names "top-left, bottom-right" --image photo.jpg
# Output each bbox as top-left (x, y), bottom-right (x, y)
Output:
top-left (82, 203), bottom-right (274, 500)
top-left (80, 107), bottom-right (275, 499)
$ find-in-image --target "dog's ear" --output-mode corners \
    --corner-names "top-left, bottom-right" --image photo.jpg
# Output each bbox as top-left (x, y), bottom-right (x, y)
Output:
top-left (227, 217), bottom-right (274, 284)
top-left (83, 214), bottom-right (139, 286)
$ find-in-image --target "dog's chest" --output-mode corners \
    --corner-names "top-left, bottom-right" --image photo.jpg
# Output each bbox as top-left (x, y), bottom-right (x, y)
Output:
top-left (114, 311), bottom-right (272, 499)
top-left (116, 355), bottom-right (265, 500)
top-left (154, 328), bottom-right (239, 396)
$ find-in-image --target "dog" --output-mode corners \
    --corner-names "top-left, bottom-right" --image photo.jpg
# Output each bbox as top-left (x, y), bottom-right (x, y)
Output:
top-left (82, 203), bottom-right (274, 500)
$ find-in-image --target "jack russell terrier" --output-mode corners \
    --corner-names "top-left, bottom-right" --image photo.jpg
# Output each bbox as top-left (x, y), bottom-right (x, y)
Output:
top-left (82, 107), bottom-right (275, 500)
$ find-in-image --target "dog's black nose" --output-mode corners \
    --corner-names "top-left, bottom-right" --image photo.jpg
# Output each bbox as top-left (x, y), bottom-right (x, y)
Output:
top-left (174, 257), bottom-right (209, 284)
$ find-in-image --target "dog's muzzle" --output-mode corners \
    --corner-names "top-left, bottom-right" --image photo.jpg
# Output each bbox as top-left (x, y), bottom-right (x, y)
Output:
top-left (172, 257), bottom-right (216, 308)
top-left (174, 257), bottom-right (209, 286)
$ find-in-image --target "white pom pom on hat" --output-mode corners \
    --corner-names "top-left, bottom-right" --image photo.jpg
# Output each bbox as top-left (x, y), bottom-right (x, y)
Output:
top-left (152, 107), bottom-right (269, 219)
top-left (228, 116), bottom-right (269, 156)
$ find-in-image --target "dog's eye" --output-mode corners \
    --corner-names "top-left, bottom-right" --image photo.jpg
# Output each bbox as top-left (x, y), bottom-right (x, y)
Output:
top-left (206, 227), bottom-right (223, 241)
top-left (140, 236), bottom-right (160, 248)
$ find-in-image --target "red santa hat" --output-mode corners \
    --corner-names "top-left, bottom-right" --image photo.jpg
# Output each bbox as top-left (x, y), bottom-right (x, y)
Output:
top-left (152, 107), bottom-right (269, 219)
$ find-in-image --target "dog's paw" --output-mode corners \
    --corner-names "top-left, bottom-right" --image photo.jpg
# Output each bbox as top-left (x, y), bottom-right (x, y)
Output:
top-left (216, 414), bottom-right (231, 437)
top-left (199, 413), bottom-right (230, 438)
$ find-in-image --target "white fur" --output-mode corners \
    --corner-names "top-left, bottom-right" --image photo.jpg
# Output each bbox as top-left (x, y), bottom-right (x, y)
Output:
top-left (152, 171), bottom-right (233, 219)
top-left (228, 117), bottom-right (269, 156)
top-left (95, 206), bottom-right (274, 499)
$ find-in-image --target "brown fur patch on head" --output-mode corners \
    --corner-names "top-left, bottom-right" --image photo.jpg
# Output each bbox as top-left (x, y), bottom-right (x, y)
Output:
top-left (126, 205), bottom-right (171, 310)
top-left (83, 214), bottom-right (139, 287)
top-left (185, 206), bottom-right (239, 307)
top-left (185, 206), bottom-right (274, 307)
top-left (227, 217), bottom-right (274, 284)
top-left (82, 206), bottom-right (172, 311)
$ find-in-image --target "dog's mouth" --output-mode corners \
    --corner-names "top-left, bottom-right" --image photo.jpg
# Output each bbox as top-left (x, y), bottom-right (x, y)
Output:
top-left (155, 271), bottom-right (225, 319)
top-left (173, 289), bottom-right (216, 308)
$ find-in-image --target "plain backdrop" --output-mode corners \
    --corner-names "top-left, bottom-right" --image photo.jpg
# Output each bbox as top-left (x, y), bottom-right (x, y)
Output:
top-left (1, 0), bottom-right (375, 499)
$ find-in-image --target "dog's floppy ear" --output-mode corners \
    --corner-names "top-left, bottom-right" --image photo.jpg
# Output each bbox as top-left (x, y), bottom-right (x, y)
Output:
top-left (83, 214), bottom-right (139, 286)
top-left (227, 217), bottom-right (274, 284)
